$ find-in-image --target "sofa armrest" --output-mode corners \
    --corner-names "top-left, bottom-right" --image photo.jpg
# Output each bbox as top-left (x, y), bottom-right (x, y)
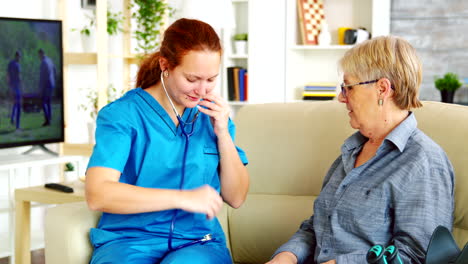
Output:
top-left (45, 202), bottom-right (101, 264)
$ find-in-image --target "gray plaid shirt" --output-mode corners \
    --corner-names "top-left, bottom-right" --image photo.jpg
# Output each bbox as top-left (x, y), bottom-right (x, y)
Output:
top-left (274, 112), bottom-right (454, 264)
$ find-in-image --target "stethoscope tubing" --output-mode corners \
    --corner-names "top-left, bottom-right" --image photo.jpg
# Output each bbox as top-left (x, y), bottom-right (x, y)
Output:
top-left (161, 71), bottom-right (214, 252)
top-left (168, 116), bottom-right (191, 251)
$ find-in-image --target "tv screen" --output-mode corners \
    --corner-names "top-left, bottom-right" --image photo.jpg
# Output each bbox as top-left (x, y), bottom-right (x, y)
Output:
top-left (0, 17), bottom-right (64, 150)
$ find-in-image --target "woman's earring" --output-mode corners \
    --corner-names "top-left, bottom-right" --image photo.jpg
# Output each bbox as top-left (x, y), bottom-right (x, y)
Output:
top-left (164, 70), bottom-right (169, 78)
top-left (378, 99), bottom-right (383, 106)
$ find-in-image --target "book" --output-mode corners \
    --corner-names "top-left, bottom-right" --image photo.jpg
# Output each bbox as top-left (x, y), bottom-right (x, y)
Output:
top-left (305, 82), bottom-right (336, 87)
top-left (304, 86), bottom-right (337, 91)
top-left (238, 68), bottom-right (247, 101)
top-left (303, 96), bottom-right (334, 101)
top-left (227, 66), bottom-right (240, 101)
top-left (302, 91), bottom-right (336, 97)
top-left (233, 67), bottom-right (240, 101)
top-left (244, 71), bottom-right (248, 101)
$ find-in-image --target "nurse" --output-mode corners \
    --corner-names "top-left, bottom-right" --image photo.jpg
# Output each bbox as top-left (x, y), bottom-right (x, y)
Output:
top-left (85, 18), bottom-right (249, 264)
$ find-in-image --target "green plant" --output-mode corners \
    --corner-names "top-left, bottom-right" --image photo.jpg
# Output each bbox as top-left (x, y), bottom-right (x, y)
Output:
top-left (72, 9), bottom-right (123, 36)
top-left (79, 84), bottom-right (125, 120)
top-left (107, 10), bottom-right (124, 36)
top-left (74, 13), bottom-right (95, 36)
top-left (435, 73), bottom-right (463, 92)
top-left (234, 33), bottom-right (248, 41)
top-left (64, 162), bottom-right (75, 172)
top-left (130, 0), bottom-right (173, 54)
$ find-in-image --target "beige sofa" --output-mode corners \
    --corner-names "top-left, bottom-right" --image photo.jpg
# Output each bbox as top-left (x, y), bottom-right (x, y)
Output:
top-left (45, 101), bottom-right (468, 264)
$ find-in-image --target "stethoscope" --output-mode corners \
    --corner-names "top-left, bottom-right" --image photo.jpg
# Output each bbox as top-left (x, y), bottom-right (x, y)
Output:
top-left (160, 71), bottom-right (215, 252)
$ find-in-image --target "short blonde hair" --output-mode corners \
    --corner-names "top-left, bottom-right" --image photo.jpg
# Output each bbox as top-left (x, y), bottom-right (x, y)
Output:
top-left (339, 36), bottom-right (423, 109)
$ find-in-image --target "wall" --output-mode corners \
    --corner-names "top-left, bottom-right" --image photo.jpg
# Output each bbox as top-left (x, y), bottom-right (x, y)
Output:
top-left (391, 0), bottom-right (468, 103)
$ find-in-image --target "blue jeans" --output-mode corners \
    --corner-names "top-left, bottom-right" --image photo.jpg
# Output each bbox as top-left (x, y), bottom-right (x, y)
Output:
top-left (90, 236), bottom-right (232, 264)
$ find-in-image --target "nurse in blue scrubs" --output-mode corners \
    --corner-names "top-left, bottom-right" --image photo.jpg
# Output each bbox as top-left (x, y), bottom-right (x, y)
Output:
top-left (85, 18), bottom-right (250, 264)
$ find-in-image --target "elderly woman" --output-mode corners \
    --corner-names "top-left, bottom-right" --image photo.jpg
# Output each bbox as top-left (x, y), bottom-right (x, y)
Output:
top-left (267, 36), bottom-right (454, 264)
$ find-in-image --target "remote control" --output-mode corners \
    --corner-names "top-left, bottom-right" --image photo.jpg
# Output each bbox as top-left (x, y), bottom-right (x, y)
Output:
top-left (44, 183), bottom-right (74, 193)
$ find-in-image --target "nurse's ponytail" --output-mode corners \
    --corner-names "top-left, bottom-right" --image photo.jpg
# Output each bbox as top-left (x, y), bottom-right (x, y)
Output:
top-left (136, 18), bottom-right (222, 89)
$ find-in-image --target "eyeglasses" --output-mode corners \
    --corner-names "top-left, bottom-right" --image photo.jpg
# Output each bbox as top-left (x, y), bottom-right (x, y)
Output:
top-left (340, 79), bottom-right (379, 98)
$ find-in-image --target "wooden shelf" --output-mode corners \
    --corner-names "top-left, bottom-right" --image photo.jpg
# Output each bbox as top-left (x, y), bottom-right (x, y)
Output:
top-left (61, 143), bottom-right (94, 157)
top-left (64, 53), bottom-right (97, 65)
top-left (64, 53), bottom-right (142, 65)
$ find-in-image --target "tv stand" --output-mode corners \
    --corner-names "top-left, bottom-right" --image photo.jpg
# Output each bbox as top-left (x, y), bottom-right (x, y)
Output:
top-left (22, 144), bottom-right (58, 156)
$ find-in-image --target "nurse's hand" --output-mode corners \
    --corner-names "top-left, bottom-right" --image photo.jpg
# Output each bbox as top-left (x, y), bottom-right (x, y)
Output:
top-left (197, 93), bottom-right (230, 137)
top-left (265, 252), bottom-right (298, 264)
top-left (179, 185), bottom-right (223, 219)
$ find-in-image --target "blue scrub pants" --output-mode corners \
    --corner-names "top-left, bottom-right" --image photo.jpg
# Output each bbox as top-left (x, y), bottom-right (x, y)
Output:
top-left (90, 236), bottom-right (232, 264)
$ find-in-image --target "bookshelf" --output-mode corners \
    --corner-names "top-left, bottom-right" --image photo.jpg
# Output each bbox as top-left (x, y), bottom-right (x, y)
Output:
top-left (220, 0), bottom-right (390, 106)
top-left (222, 0), bottom-right (250, 106)
top-left (284, 0), bottom-right (391, 101)
top-left (222, 0), bottom-right (287, 106)
top-left (59, 0), bottom-right (139, 156)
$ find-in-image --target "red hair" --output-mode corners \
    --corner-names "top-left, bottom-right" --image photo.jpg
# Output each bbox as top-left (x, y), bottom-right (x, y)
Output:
top-left (136, 18), bottom-right (222, 89)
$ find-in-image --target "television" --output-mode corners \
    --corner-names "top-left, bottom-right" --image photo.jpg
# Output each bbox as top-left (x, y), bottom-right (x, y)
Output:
top-left (0, 17), bottom-right (64, 155)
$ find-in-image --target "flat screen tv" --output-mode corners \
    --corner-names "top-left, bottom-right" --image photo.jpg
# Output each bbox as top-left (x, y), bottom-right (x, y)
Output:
top-left (0, 17), bottom-right (64, 154)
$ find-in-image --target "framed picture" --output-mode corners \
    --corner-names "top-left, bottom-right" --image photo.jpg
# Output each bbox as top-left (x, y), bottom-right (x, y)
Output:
top-left (297, 0), bottom-right (325, 45)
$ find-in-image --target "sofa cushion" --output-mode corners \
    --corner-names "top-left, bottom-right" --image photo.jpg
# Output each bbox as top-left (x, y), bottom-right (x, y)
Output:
top-left (235, 101), bottom-right (355, 196)
top-left (45, 202), bottom-right (101, 264)
top-left (414, 101), bottom-right (468, 248)
top-left (228, 194), bottom-right (316, 264)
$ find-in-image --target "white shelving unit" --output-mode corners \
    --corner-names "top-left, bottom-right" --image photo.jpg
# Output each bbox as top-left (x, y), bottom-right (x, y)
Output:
top-left (222, 0), bottom-right (250, 108)
top-left (222, 0), bottom-right (287, 108)
top-left (222, 0), bottom-right (390, 106)
top-left (284, 0), bottom-right (391, 101)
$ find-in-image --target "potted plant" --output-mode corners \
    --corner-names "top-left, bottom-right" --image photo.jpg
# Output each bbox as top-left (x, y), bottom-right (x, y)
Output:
top-left (435, 72), bottom-right (462, 103)
top-left (130, 0), bottom-right (173, 54)
top-left (64, 162), bottom-right (75, 182)
top-left (75, 12), bottom-right (96, 52)
top-left (73, 9), bottom-right (124, 52)
top-left (233, 33), bottom-right (248, 55)
top-left (78, 84), bottom-right (124, 143)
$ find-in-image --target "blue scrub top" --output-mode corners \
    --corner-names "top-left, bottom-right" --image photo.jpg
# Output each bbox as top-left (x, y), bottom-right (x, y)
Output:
top-left (87, 88), bottom-right (248, 248)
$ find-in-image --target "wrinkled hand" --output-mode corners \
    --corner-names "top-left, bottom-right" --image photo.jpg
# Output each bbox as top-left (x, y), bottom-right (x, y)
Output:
top-left (321, 260), bottom-right (336, 264)
top-left (265, 252), bottom-right (297, 264)
top-left (197, 93), bottom-right (230, 137)
top-left (180, 185), bottom-right (223, 219)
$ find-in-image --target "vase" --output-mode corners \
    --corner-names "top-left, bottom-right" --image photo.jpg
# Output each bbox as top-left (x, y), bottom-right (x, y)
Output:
top-left (87, 121), bottom-right (96, 144)
top-left (440, 90), bottom-right (455, 103)
top-left (233, 40), bottom-right (247, 55)
top-left (64, 171), bottom-right (76, 182)
top-left (81, 30), bottom-right (96, 53)
top-left (318, 22), bottom-right (331, 46)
